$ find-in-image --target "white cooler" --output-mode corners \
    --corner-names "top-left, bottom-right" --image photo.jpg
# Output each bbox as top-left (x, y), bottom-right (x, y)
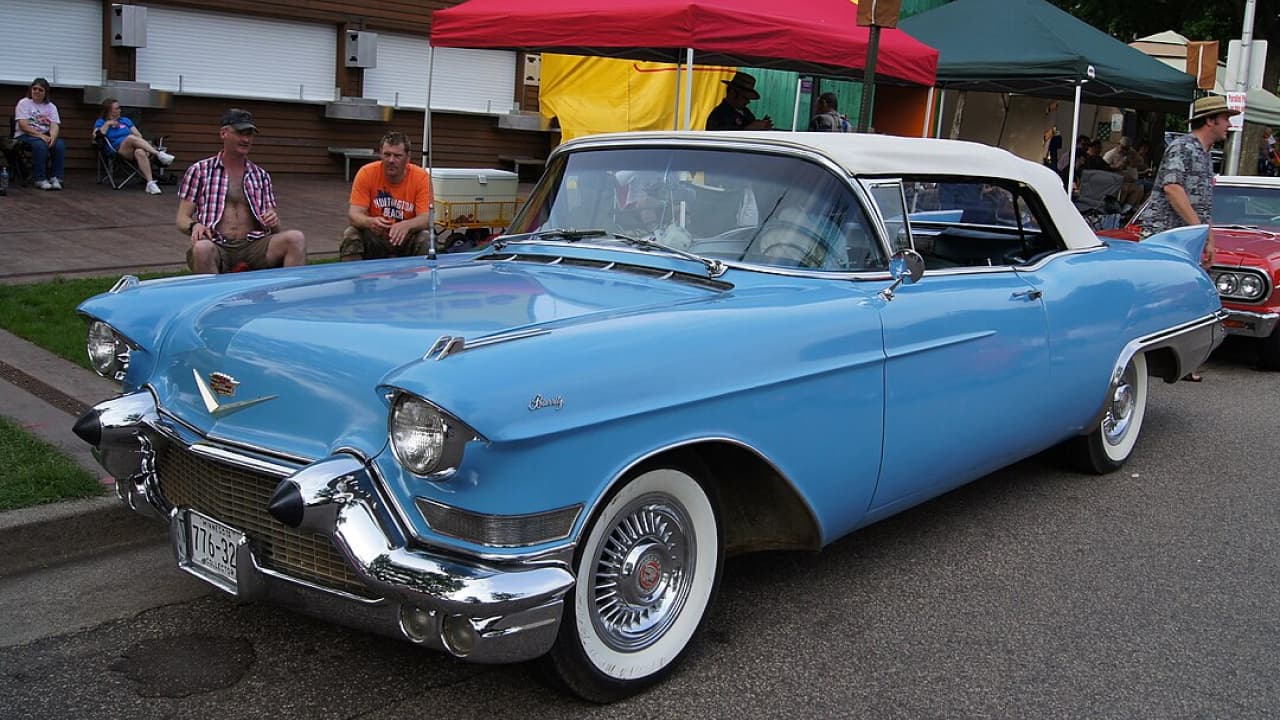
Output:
top-left (431, 168), bottom-right (520, 224)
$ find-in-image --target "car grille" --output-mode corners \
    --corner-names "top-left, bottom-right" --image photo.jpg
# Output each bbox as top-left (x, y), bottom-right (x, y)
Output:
top-left (156, 444), bottom-right (374, 598)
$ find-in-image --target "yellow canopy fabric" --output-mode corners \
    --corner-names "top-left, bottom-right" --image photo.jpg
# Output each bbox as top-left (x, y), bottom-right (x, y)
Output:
top-left (539, 54), bottom-right (738, 140)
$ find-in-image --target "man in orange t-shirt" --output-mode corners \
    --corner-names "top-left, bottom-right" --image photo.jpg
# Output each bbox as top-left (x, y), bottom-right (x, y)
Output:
top-left (340, 131), bottom-right (433, 260)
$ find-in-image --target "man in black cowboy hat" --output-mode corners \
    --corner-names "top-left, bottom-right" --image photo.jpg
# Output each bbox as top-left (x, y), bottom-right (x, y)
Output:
top-left (706, 71), bottom-right (774, 131)
top-left (1134, 95), bottom-right (1239, 254)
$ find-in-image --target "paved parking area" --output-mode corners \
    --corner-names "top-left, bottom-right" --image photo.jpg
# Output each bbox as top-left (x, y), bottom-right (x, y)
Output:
top-left (1, 171), bottom-right (350, 282)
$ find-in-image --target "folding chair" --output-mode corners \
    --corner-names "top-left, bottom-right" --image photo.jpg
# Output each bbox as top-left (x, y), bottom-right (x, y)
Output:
top-left (96, 133), bottom-right (142, 189)
top-left (3, 117), bottom-right (36, 188)
top-left (1074, 169), bottom-right (1125, 231)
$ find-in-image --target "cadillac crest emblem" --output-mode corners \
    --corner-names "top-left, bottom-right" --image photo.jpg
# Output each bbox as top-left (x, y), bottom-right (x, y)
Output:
top-left (209, 372), bottom-right (240, 397)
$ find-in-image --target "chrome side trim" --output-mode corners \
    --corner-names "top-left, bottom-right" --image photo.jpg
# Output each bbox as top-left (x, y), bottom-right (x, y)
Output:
top-left (1084, 310), bottom-right (1228, 433)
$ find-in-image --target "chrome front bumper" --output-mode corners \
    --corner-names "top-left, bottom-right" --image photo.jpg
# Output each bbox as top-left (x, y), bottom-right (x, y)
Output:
top-left (75, 390), bottom-right (574, 664)
top-left (1221, 308), bottom-right (1280, 338)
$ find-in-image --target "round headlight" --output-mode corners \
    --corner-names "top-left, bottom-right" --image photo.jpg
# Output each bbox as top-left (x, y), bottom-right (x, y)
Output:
top-left (1239, 274), bottom-right (1265, 300)
top-left (391, 395), bottom-right (448, 475)
top-left (1215, 273), bottom-right (1239, 296)
top-left (87, 321), bottom-right (126, 379)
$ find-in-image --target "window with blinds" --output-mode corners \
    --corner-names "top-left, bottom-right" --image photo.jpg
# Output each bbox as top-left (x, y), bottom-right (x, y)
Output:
top-left (137, 8), bottom-right (336, 103)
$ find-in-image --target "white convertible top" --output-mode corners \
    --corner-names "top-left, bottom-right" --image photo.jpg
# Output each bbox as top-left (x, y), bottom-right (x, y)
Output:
top-left (560, 131), bottom-right (1101, 250)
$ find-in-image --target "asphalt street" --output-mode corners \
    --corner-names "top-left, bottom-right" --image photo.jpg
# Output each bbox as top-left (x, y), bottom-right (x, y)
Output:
top-left (1, 340), bottom-right (1276, 719)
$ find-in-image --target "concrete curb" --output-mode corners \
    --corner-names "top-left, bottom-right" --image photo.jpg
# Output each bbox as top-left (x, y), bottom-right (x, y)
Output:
top-left (0, 327), bottom-right (165, 577)
top-left (0, 494), bottom-right (166, 578)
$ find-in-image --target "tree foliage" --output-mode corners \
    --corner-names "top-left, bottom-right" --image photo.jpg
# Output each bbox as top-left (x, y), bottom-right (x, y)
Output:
top-left (1048, 0), bottom-right (1280, 87)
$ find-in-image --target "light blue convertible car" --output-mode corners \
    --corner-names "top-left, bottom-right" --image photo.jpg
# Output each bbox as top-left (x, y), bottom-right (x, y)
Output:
top-left (74, 132), bottom-right (1224, 702)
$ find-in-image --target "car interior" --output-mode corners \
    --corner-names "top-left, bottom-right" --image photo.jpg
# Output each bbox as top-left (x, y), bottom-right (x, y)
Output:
top-left (893, 177), bottom-right (1066, 269)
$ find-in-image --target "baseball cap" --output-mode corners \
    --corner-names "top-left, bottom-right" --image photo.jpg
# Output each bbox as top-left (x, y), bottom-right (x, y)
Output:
top-left (220, 108), bottom-right (258, 132)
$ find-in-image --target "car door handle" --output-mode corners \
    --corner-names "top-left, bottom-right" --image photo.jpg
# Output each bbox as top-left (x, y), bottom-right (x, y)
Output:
top-left (1011, 289), bottom-right (1042, 301)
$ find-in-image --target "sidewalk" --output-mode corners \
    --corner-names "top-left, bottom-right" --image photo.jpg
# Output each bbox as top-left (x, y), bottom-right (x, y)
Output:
top-left (1, 171), bottom-right (350, 282)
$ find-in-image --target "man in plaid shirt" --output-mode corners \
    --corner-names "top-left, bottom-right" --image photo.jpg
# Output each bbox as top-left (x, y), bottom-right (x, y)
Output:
top-left (175, 108), bottom-right (306, 273)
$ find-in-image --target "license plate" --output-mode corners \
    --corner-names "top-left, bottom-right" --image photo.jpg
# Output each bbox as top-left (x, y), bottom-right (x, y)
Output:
top-left (185, 510), bottom-right (242, 591)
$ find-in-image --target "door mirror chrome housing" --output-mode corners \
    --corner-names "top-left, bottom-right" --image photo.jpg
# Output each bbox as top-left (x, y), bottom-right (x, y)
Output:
top-left (881, 249), bottom-right (926, 301)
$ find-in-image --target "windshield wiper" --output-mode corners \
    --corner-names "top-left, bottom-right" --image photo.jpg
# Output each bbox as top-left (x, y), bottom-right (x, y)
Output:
top-left (493, 228), bottom-right (727, 278)
top-left (492, 228), bottom-right (609, 251)
top-left (615, 234), bottom-right (728, 279)
top-left (1214, 224), bottom-right (1260, 230)
top-left (536, 228), bottom-right (612, 242)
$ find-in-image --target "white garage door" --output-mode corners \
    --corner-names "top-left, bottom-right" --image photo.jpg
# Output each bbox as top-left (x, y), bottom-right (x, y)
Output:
top-left (0, 0), bottom-right (100, 86)
top-left (364, 33), bottom-right (516, 115)
top-left (137, 7), bottom-right (336, 103)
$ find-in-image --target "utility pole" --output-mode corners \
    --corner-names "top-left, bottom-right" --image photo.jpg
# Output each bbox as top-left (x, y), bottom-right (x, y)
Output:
top-left (1224, 0), bottom-right (1257, 176)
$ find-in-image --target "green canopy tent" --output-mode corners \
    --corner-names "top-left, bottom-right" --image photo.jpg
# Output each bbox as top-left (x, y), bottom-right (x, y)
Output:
top-left (900, 0), bottom-right (1197, 190)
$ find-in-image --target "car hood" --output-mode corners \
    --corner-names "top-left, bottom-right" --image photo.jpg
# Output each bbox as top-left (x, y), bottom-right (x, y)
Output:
top-left (147, 258), bottom-right (725, 459)
top-left (1212, 227), bottom-right (1280, 266)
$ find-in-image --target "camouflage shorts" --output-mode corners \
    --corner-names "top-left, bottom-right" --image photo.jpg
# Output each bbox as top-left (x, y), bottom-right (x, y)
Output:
top-left (186, 235), bottom-right (273, 273)
top-left (339, 226), bottom-right (428, 260)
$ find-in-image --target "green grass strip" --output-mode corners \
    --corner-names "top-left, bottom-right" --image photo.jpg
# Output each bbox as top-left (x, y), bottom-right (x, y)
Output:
top-left (0, 277), bottom-right (138, 370)
top-left (0, 415), bottom-right (104, 511)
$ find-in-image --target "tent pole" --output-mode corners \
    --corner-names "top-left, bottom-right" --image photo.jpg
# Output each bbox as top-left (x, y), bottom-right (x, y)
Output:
top-left (1067, 80), bottom-right (1083, 196)
top-left (423, 45), bottom-right (434, 170)
top-left (682, 48), bottom-right (695, 130)
top-left (792, 76), bottom-right (804, 132)
top-left (674, 61), bottom-right (683, 130)
top-left (935, 89), bottom-right (946, 138)
top-left (922, 87), bottom-right (936, 138)
top-left (423, 45), bottom-right (437, 260)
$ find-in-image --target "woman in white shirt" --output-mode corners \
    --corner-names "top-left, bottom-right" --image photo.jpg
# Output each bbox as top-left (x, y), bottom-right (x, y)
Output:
top-left (14, 78), bottom-right (65, 190)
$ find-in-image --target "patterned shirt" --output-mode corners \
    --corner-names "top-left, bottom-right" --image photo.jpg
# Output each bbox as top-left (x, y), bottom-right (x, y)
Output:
top-left (1134, 133), bottom-right (1215, 237)
top-left (178, 153), bottom-right (277, 246)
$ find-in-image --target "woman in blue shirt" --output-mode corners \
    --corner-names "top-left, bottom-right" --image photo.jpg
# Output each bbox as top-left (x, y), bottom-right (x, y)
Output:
top-left (93, 97), bottom-right (176, 195)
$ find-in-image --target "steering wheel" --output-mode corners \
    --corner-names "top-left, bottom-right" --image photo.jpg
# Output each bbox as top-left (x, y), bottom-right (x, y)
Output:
top-left (1268, 215), bottom-right (1280, 223)
top-left (750, 221), bottom-right (830, 268)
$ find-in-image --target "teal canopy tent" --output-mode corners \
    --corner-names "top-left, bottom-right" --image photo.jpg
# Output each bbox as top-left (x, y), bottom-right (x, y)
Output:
top-left (899, 0), bottom-right (1196, 110)
top-left (900, 0), bottom-right (1196, 189)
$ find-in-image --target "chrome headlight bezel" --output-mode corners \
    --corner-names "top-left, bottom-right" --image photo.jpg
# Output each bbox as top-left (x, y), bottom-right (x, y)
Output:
top-left (388, 392), bottom-right (476, 478)
top-left (86, 320), bottom-right (133, 382)
top-left (1211, 268), bottom-right (1271, 303)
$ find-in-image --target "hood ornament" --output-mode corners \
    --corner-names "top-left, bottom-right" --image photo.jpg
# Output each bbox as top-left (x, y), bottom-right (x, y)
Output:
top-left (193, 369), bottom-right (277, 417)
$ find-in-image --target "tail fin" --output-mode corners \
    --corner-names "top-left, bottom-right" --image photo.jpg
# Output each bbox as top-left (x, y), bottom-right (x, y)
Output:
top-left (1141, 224), bottom-right (1209, 265)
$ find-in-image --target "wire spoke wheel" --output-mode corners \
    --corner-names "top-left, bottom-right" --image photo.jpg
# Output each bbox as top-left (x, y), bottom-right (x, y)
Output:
top-left (589, 495), bottom-right (694, 652)
top-left (546, 465), bottom-right (721, 703)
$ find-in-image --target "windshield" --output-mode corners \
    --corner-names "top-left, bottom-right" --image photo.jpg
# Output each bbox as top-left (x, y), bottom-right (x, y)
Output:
top-left (1213, 185), bottom-right (1280, 229)
top-left (508, 147), bottom-right (888, 272)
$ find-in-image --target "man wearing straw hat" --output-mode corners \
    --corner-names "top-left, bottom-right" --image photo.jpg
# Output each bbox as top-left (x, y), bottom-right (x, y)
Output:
top-left (1134, 94), bottom-right (1238, 382)
top-left (705, 72), bottom-right (774, 131)
top-left (1134, 95), bottom-right (1239, 255)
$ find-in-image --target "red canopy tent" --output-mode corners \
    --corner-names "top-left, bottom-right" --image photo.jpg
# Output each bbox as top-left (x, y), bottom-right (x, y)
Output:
top-left (430, 0), bottom-right (939, 87)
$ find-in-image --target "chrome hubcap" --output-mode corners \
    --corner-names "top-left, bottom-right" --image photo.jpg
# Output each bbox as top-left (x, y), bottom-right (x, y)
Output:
top-left (589, 494), bottom-right (694, 652)
top-left (1103, 363), bottom-right (1137, 445)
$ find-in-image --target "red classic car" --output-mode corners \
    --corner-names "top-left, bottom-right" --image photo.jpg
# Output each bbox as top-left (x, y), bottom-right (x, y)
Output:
top-left (1099, 176), bottom-right (1280, 369)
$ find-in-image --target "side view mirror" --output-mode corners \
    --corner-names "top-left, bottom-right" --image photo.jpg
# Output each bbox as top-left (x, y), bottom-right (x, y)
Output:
top-left (881, 249), bottom-right (925, 301)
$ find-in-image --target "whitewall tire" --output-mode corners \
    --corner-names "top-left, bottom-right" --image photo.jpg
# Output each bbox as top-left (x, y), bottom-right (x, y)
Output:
top-left (1074, 352), bottom-right (1149, 474)
top-left (546, 465), bottom-right (722, 703)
